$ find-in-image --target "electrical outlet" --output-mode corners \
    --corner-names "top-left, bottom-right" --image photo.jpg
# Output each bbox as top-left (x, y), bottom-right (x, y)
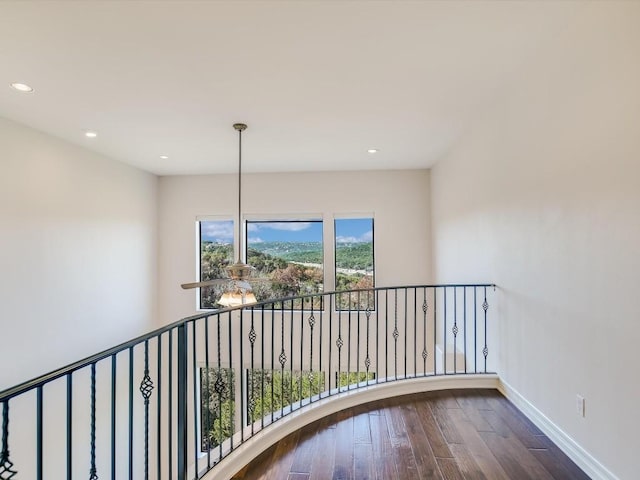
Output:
top-left (576, 394), bottom-right (585, 417)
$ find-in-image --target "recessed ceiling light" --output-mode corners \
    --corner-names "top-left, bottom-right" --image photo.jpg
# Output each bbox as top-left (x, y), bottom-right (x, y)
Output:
top-left (367, 149), bottom-right (378, 154)
top-left (10, 82), bottom-right (34, 93)
top-left (84, 131), bottom-right (98, 138)
top-left (159, 155), bottom-right (169, 160)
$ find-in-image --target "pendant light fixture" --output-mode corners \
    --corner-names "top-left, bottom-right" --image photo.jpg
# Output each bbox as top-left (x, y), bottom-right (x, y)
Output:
top-left (217, 123), bottom-right (258, 307)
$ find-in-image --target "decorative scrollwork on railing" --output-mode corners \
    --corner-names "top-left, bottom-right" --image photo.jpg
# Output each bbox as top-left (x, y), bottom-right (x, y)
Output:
top-left (0, 402), bottom-right (16, 480)
top-left (139, 341), bottom-right (154, 480)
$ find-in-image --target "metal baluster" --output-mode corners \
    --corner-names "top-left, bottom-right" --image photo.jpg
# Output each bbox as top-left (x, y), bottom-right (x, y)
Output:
top-left (36, 385), bottom-right (43, 480)
top-left (299, 298), bottom-right (304, 405)
top-left (404, 288), bottom-right (407, 379)
top-left (375, 289), bottom-right (379, 385)
top-left (474, 287), bottom-right (478, 373)
top-left (261, 304), bottom-right (266, 429)
top-left (140, 340), bottom-right (154, 480)
top-left (67, 373), bottom-right (73, 480)
top-left (177, 324), bottom-right (188, 480)
top-left (289, 299), bottom-right (294, 410)
top-left (328, 294), bottom-right (333, 394)
top-left (336, 296), bottom-right (343, 392)
top-left (422, 287), bottom-right (428, 376)
top-left (347, 298), bottom-right (352, 389)
top-left (248, 307), bottom-right (256, 431)
top-left (110, 355), bottom-right (116, 480)
top-left (279, 302), bottom-right (286, 418)
top-left (385, 289), bottom-right (389, 381)
top-left (414, 287), bottom-right (417, 378)
top-left (90, 363), bottom-right (98, 480)
top-left (433, 288), bottom-right (437, 375)
top-left (356, 291), bottom-right (360, 388)
top-left (216, 315), bottom-right (223, 462)
top-left (240, 307), bottom-right (245, 445)
top-left (365, 301), bottom-right (371, 384)
top-left (318, 295), bottom-right (323, 396)
top-left (0, 401), bottom-right (16, 479)
top-left (483, 287), bottom-right (489, 373)
top-left (156, 334), bottom-right (162, 479)
top-left (192, 321), bottom-right (198, 468)
top-left (227, 310), bottom-right (234, 450)
top-left (444, 287), bottom-right (448, 374)
top-left (393, 289), bottom-right (399, 380)
top-left (308, 299), bottom-right (316, 402)
top-left (128, 347), bottom-right (134, 480)
top-left (270, 303), bottom-right (275, 424)
top-left (453, 287), bottom-right (458, 374)
top-left (203, 316), bottom-right (210, 464)
top-left (463, 287), bottom-right (467, 374)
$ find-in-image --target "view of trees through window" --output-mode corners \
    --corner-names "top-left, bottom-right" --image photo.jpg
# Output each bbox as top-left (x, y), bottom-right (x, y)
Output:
top-left (246, 369), bottom-right (325, 425)
top-left (335, 218), bottom-right (375, 310)
top-left (199, 220), bottom-right (235, 309)
top-left (200, 367), bottom-right (235, 452)
top-left (246, 220), bottom-right (324, 308)
top-left (199, 217), bottom-right (374, 309)
top-left (201, 367), bottom-right (377, 452)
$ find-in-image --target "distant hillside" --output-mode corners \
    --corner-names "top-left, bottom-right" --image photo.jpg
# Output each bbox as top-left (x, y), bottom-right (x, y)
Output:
top-left (249, 241), bottom-right (323, 264)
top-left (336, 242), bottom-right (373, 271)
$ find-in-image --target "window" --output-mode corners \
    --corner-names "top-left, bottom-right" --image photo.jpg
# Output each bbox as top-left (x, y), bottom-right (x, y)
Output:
top-left (199, 220), bottom-right (234, 309)
top-left (335, 217), bottom-right (374, 310)
top-left (336, 371), bottom-right (376, 389)
top-left (246, 369), bottom-right (325, 424)
top-left (246, 220), bottom-right (324, 307)
top-left (200, 367), bottom-right (235, 452)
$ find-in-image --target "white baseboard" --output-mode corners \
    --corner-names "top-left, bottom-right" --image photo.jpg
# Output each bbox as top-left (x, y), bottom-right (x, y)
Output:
top-left (204, 374), bottom-right (499, 480)
top-left (497, 380), bottom-right (618, 480)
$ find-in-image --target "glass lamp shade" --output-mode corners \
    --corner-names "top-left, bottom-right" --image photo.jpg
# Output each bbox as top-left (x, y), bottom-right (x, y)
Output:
top-left (218, 290), bottom-right (257, 307)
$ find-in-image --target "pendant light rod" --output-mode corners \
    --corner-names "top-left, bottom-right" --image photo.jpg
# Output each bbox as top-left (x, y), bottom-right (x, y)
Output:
top-left (233, 123), bottom-right (247, 263)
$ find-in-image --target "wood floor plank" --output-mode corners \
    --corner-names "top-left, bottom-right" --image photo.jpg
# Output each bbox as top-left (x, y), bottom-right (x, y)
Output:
top-left (399, 402), bottom-right (443, 479)
top-left (332, 416), bottom-right (354, 480)
top-left (534, 436), bottom-right (592, 480)
top-left (428, 399), bottom-right (464, 444)
top-left (290, 423), bottom-right (320, 474)
top-left (453, 390), bottom-right (495, 432)
top-left (484, 391), bottom-right (545, 436)
top-left (309, 418), bottom-right (337, 480)
top-left (354, 443), bottom-right (375, 480)
top-left (369, 408), bottom-right (399, 480)
top-left (436, 457), bottom-right (465, 480)
top-left (413, 399), bottom-right (453, 459)
top-left (445, 407), bottom-right (511, 480)
top-left (479, 430), bottom-right (555, 480)
top-left (269, 429), bottom-right (302, 479)
top-left (353, 412), bottom-right (372, 444)
top-left (448, 443), bottom-right (488, 480)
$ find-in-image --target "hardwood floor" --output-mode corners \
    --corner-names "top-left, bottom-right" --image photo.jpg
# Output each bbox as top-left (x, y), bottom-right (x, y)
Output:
top-left (231, 389), bottom-right (590, 480)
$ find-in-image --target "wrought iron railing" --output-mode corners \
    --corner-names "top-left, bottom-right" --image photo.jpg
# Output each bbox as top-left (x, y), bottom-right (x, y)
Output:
top-left (0, 284), bottom-right (495, 479)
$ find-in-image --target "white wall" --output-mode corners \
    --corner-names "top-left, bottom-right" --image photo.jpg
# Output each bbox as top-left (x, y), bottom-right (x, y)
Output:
top-left (157, 169), bottom-right (431, 325)
top-left (0, 116), bottom-right (158, 390)
top-left (430, 3), bottom-right (640, 479)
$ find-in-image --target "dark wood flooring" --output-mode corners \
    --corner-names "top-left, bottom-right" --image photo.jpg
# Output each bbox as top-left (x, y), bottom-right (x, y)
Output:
top-left (231, 389), bottom-right (589, 480)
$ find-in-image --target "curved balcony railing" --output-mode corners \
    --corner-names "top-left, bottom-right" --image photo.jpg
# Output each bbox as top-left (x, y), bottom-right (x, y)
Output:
top-left (0, 284), bottom-right (495, 480)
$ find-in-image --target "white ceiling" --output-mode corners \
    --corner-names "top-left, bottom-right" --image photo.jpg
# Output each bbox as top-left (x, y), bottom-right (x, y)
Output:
top-left (0, 1), bottom-right (584, 176)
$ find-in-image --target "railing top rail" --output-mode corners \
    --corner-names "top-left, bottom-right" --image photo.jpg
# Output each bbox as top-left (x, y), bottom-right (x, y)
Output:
top-left (0, 283), bottom-right (496, 402)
